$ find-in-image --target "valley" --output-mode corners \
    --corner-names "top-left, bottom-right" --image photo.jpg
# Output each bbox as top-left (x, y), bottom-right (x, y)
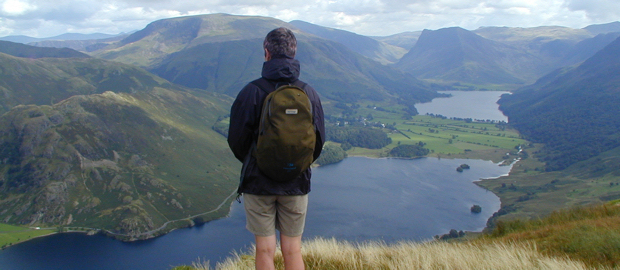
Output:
top-left (1, 12), bottom-right (620, 269)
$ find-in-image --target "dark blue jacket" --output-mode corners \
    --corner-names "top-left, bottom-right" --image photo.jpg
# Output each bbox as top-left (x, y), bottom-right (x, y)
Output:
top-left (228, 56), bottom-right (325, 195)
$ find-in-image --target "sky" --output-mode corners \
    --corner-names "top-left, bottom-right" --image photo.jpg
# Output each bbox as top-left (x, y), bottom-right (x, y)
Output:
top-left (0, 0), bottom-right (619, 38)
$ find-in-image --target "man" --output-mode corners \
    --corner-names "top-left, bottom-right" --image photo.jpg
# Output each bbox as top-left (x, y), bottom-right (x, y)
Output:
top-left (228, 27), bottom-right (325, 270)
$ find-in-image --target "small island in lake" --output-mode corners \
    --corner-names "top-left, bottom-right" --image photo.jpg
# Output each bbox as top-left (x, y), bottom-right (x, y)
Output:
top-left (456, 164), bottom-right (471, 172)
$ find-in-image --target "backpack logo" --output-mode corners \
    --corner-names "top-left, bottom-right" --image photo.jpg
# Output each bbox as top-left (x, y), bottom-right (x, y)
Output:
top-left (283, 163), bottom-right (297, 172)
top-left (253, 84), bottom-right (316, 182)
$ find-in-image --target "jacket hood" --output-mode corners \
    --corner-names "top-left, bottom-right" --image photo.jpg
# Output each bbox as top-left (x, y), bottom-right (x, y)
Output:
top-left (261, 57), bottom-right (300, 82)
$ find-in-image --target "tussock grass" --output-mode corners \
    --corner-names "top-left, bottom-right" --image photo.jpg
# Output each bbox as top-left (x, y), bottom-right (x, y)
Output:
top-left (487, 201), bottom-right (620, 268)
top-left (182, 238), bottom-right (591, 270)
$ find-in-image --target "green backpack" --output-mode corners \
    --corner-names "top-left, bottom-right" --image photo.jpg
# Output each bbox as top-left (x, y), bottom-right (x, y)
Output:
top-left (253, 81), bottom-right (316, 182)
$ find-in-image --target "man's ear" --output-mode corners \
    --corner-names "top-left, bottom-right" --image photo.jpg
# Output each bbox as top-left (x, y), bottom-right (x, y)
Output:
top-left (264, 48), bottom-right (271, 61)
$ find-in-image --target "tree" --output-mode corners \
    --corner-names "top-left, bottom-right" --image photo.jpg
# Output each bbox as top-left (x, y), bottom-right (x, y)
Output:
top-left (389, 144), bottom-right (430, 158)
top-left (315, 144), bottom-right (347, 166)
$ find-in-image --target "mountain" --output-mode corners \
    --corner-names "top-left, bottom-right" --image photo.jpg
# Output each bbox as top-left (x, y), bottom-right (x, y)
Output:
top-left (93, 14), bottom-right (286, 67)
top-left (473, 26), bottom-right (593, 52)
top-left (149, 34), bottom-right (436, 105)
top-left (498, 36), bottom-right (620, 171)
top-left (372, 31), bottom-right (422, 51)
top-left (27, 33), bottom-right (132, 52)
top-left (395, 27), bottom-right (542, 85)
top-left (584, 21), bottom-right (620, 35)
top-left (473, 26), bottom-right (611, 69)
top-left (0, 33), bottom-right (119, 44)
top-left (0, 35), bottom-right (41, 44)
top-left (92, 14), bottom-right (439, 110)
top-left (558, 32), bottom-right (620, 67)
top-left (0, 45), bottom-right (239, 240)
top-left (0, 40), bottom-right (90, 59)
top-left (289, 20), bottom-right (407, 64)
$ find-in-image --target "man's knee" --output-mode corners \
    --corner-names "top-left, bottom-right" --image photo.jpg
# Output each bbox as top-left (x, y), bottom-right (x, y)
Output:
top-left (255, 235), bottom-right (277, 254)
top-left (280, 235), bottom-right (302, 254)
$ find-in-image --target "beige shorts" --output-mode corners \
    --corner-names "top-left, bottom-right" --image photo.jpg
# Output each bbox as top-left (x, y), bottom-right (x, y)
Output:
top-left (243, 194), bottom-right (309, 237)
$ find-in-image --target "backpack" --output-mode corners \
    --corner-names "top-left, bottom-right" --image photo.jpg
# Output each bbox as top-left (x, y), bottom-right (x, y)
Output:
top-left (252, 80), bottom-right (316, 182)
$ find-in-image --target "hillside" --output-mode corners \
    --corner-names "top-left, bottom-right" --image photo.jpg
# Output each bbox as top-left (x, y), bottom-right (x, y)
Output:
top-left (0, 49), bottom-right (239, 240)
top-left (499, 36), bottom-right (620, 171)
top-left (395, 27), bottom-right (542, 85)
top-left (0, 51), bottom-right (158, 114)
top-left (289, 20), bottom-right (407, 64)
top-left (0, 40), bottom-right (90, 59)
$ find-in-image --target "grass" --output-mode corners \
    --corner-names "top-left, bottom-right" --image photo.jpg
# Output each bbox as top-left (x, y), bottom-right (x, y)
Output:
top-left (173, 202), bottom-right (620, 270)
top-left (175, 239), bottom-right (591, 270)
top-left (484, 201), bottom-right (620, 268)
top-left (0, 224), bottom-right (56, 249)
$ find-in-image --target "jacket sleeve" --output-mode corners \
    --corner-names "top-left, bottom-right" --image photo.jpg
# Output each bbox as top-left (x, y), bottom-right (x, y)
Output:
top-left (228, 84), bottom-right (261, 162)
top-left (307, 85), bottom-right (326, 161)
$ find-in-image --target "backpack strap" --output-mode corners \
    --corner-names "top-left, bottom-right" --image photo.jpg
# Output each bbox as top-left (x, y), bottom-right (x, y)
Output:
top-left (251, 78), bottom-right (275, 94)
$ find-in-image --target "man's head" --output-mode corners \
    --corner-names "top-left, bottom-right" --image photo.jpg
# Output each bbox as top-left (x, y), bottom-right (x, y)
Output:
top-left (263, 27), bottom-right (297, 60)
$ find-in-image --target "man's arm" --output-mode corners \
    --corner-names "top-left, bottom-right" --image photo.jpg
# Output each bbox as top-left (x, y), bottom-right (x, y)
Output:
top-left (308, 86), bottom-right (325, 161)
top-left (228, 84), bottom-right (260, 162)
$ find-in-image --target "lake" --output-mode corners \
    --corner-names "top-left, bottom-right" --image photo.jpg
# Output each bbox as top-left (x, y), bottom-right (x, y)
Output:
top-left (415, 91), bottom-right (510, 122)
top-left (0, 157), bottom-right (511, 270)
top-left (0, 91), bottom-right (512, 269)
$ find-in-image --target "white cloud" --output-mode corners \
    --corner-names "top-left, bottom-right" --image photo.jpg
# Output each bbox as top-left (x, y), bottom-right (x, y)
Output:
top-left (0, 0), bottom-right (618, 38)
top-left (1, 0), bottom-right (36, 16)
top-left (565, 0), bottom-right (620, 23)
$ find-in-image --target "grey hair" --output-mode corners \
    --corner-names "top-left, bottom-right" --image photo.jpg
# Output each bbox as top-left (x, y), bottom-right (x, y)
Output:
top-left (263, 27), bottom-right (297, 58)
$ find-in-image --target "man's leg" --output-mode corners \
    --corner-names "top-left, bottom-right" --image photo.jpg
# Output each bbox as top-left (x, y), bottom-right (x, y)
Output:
top-left (275, 195), bottom-right (308, 270)
top-left (280, 234), bottom-right (305, 270)
top-left (255, 234), bottom-right (277, 270)
top-left (244, 195), bottom-right (278, 270)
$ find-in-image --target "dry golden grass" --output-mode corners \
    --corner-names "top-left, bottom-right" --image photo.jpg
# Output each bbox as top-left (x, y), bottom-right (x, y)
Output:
top-left (173, 202), bottom-right (620, 270)
top-left (185, 238), bottom-right (593, 270)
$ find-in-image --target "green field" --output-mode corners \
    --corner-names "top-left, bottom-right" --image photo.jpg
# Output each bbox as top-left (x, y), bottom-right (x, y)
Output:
top-left (477, 144), bottom-right (620, 223)
top-left (336, 100), bottom-right (526, 161)
top-left (0, 224), bottom-right (56, 249)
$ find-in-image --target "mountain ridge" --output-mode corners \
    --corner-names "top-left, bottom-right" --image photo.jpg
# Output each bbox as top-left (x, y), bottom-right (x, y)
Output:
top-left (499, 36), bottom-right (620, 170)
top-left (12, 16), bottom-right (620, 89)
top-left (92, 14), bottom-right (440, 112)
top-left (0, 40), bottom-right (90, 59)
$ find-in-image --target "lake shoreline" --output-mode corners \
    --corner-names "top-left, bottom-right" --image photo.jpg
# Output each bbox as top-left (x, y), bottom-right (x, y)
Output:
top-left (0, 151), bottom-right (514, 270)
top-left (2, 146), bottom-right (518, 250)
